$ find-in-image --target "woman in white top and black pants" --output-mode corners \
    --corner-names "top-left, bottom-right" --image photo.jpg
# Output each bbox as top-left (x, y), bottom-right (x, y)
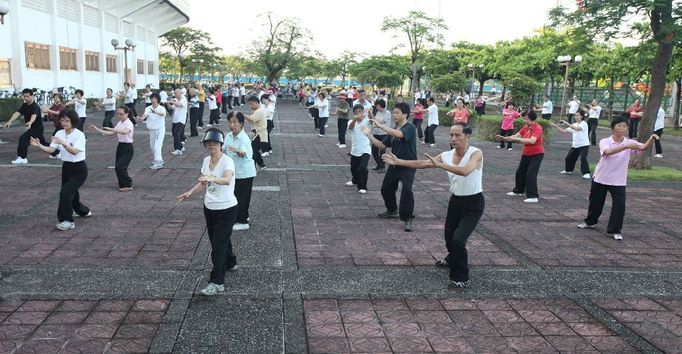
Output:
top-left (65, 89), bottom-right (88, 131)
top-left (30, 110), bottom-right (91, 231)
top-left (177, 128), bottom-right (238, 296)
top-left (383, 123), bottom-right (484, 288)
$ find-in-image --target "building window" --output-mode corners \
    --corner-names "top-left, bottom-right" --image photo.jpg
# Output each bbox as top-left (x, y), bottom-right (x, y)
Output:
top-left (25, 42), bottom-right (51, 70)
top-left (85, 51), bottom-right (99, 72)
top-left (106, 55), bottom-right (117, 73)
top-left (137, 59), bottom-right (144, 74)
top-left (59, 47), bottom-right (78, 71)
top-left (147, 61), bottom-right (155, 75)
top-left (0, 60), bottom-right (11, 86)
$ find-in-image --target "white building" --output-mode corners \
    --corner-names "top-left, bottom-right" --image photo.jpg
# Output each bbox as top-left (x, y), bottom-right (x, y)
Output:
top-left (0, 0), bottom-right (189, 97)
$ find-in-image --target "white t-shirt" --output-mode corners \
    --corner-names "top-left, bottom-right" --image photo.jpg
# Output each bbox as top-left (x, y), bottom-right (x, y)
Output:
top-left (441, 146), bottom-right (482, 196)
top-left (567, 120), bottom-right (590, 148)
top-left (51, 129), bottom-right (86, 162)
top-left (172, 97), bottom-right (187, 123)
top-left (102, 96), bottom-right (116, 111)
top-left (427, 104), bottom-right (439, 126)
top-left (568, 100), bottom-right (580, 114)
top-left (159, 91), bottom-right (168, 103)
top-left (144, 105), bottom-right (166, 130)
top-left (269, 94), bottom-right (277, 106)
top-left (126, 88), bottom-right (136, 104)
top-left (542, 100), bottom-right (553, 114)
top-left (201, 154), bottom-right (237, 210)
top-left (144, 92), bottom-right (152, 104)
top-left (655, 107), bottom-right (665, 131)
top-left (232, 87), bottom-right (240, 96)
top-left (240, 86), bottom-right (246, 96)
top-left (316, 98), bottom-right (330, 118)
top-left (263, 103), bottom-right (275, 121)
top-left (74, 99), bottom-right (87, 118)
top-left (588, 105), bottom-right (602, 119)
top-left (207, 94), bottom-right (218, 110)
top-left (350, 118), bottom-right (371, 156)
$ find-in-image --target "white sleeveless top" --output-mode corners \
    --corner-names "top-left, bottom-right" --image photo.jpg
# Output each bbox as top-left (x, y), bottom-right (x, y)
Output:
top-left (441, 146), bottom-right (483, 196)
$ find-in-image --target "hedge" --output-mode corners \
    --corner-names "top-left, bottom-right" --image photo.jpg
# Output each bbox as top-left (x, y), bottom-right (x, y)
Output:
top-left (475, 115), bottom-right (553, 143)
top-left (1, 98), bottom-right (104, 122)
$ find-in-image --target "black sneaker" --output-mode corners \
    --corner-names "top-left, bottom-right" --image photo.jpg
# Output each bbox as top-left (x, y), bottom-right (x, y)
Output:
top-left (404, 218), bottom-right (413, 232)
top-left (449, 280), bottom-right (471, 289)
top-left (434, 259), bottom-right (448, 268)
top-left (378, 210), bottom-right (399, 218)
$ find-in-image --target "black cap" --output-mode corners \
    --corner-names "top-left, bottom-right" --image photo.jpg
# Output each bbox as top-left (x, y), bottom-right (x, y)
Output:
top-left (202, 130), bottom-right (224, 145)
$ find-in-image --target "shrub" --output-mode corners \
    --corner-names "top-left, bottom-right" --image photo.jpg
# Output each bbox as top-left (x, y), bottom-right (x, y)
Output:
top-left (475, 115), bottom-right (553, 143)
top-left (438, 107), bottom-right (478, 127)
top-left (0, 98), bottom-right (23, 121)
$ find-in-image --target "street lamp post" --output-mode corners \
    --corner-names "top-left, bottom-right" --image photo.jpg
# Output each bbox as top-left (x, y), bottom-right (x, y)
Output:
top-left (111, 39), bottom-right (136, 84)
top-left (0, 1), bottom-right (9, 25)
top-left (467, 63), bottom-right (484, 95)
top-left (192, 58), bottom-right (204, 83)
top-left (557, 55), bottom-right (583, 121)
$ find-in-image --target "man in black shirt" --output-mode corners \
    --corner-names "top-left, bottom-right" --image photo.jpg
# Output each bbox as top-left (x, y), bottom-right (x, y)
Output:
top-left (3, 89), bottom-right (47, 164)
top-left (363, 102), bottom-right (418, 231)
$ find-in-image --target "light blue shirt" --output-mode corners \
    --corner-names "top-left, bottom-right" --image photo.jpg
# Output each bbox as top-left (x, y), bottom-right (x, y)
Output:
top-left (224, 130), bottom-right (257, 179)
top-left (350, 118), bottom-right (371, 157)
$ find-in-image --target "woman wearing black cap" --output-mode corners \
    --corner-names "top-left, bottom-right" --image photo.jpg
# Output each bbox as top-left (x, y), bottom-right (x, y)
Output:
top-left (177, 128), bottom-right (238, 296)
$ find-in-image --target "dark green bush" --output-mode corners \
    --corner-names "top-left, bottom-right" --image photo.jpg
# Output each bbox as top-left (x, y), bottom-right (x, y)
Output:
top-left (475, 115), bottom-right (553, 143)
top-left (0, 98), bottom-right (23, 121)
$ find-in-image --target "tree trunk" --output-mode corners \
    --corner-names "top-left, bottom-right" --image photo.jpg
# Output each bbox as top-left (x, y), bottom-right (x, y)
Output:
top-left (607, 77), bottom-right (614, 119)
top-left (478, 79), bottom-right (485, 97)
top-left (630, 41), bottom-right (673, 169)
top-left (410, 62), bottom-right (418, 97)
top-left (674, 78), bottom-right (681, 129)
top-left (179, 65), bottom-right (185, 84)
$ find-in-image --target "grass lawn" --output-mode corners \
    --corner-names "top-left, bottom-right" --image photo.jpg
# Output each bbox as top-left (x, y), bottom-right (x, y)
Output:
top-left (590, 164), bottom-right (682, 181)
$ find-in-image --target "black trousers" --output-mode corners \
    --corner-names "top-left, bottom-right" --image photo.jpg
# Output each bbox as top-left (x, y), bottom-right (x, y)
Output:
top-left (346, 98), bottom-right (354, 108)
top-left (198, 102), bottom-right (205, 127)
top-left (209, 109), bottom-right (220, 124)
top-left (227, 96), bottom-right (233, 109)
top-left (567, 113), bottom-right (575, 124)
top-left (310, 107), bottom-right (320, 129)
top-left (542, 113), bottom-right (552, 120)
top-left (115, 142), bottom-right (134, 188)
top-left (414, 120), bottom-right (424, 140)
top-left (372, 134), bottom-right (386, 169)
top-left (17, 127), bottom-right (47, 159)
top-left (499, 128), bottom-right (513, 149)
top-left (350, 153), bottom-right (370, 190)
top-left (252, 135), bottom-right (265, 167)
top-left (565, 146), bottom-right (590, 174)
top-left (654, 128), bottom-right (663, 154)
top-left (380, 166), bottom-right (416, 221)
top-left (235, 177), bottom-right (254, 224)
top-left (103, 110), bottom-right (115, 128)
top-left (189, 107), bottom-right (201, 136)
top-left (58, 161), bottom-right (90, 222)
top-left (585, 181), bottom-right (626, 234)
top-left (233, 97), bottom-right (240, 107)
top-left (318, 117), bottom-right (329, 135)
top-left (241, 95), bottom-right (245, 105)
top-left (262, 120), bottom-right (274, 152)
top-left (337, 118), bottom-right (349, 144)
top-left (77, 117), bottom-right (86, 131)
top-left (204, 205), bottom-right (238, 285)
top-left (628, 118), bottom-right (640, 139)
top-left (424, 124), bottom-right (438, 144)
top-left (444, 193), bottom-right (485, 282)
top-left (222, 97), bottom-right (229, 112)
top-left (172, 122), bottom-right (185, 150)
top-left (125, 103), bottom-right (137, 124)
top-left (513, 153), bottom-right (544, 198)
top-left (587, 118), bottom-right (599, 146)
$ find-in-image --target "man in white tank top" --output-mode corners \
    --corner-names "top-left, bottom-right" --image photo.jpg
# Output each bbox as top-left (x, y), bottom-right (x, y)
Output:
top-left (382, 123), bottom-right (484, 289)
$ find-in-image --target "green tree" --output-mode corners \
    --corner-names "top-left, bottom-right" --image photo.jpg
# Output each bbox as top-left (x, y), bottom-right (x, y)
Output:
top-left (503, 74), bottom-right (543, 107)
top-left (381, 11), bottom-right (447, 96)
top-left (248, 13), bottom-right (311, 83)
top-left (160, 27), bottom-right (212, 83)
top-left (349, 55), bottom-right (409, 91)
top-left (551, 0), bottom-right (681, 168)
top-left (431, 71), bottom-right (468, 95)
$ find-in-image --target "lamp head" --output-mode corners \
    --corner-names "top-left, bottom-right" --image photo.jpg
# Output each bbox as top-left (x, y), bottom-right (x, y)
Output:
top-left (0, 1), bottom-right (9, 16)
top-left (574, 55), bottom-right (583, 63)
top-left (111, 39), bottom-right (119, 47)
top-left (124, 39), bottom-right (136, 48)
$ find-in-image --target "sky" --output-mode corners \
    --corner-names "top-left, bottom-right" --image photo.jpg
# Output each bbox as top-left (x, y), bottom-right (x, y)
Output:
top-left (186, 0), bottom-right (573, 59)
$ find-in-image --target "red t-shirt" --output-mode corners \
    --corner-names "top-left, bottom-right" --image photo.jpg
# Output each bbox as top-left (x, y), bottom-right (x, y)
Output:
top-left (519, 122), bottom-right (544, 156)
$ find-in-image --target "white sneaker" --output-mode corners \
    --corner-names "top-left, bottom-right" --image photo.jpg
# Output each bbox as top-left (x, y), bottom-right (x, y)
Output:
top-left (496, 146), bottom-right (501, 149)
top-left (578, 223), bottom-right (595, 229)
top-left (206, 124), bottom-right (213, 127)
top-left (358, 189), bottom-right (367, 194)
top-left (420, 141), bottom-right (426, 144)
top-left (654, 154), bottom-right (662, 158)
top-left (612, 233), bottom-right (623, 240)
top-left (171, 150), bottom-right (183, 155)
top-left (506, 192), bottom-right (524, 197)
top-left (318, 134), bottom-right (325, 137)
top-left (261, 152), bottom-right (270, 157)
top-left (429, 143), bottom-right (437, 147)
top-left (11, 157), bottom-right (27, 165)
top-left (523, 198), bottom-right (539, 203)
top-left (150, 162), bottom-right (164, 170)
top-left (181, 147), bottom-right (186, 152)
top-left (56, 221), bottom-right (75, 231)
top-left (198, 126), bottom-right (204, 130)
top-left (325, 125), bottom-right (329, 128)
top-left (582, 173), bottom-right (591, 179)
top-left (48, 155), bottom-right (58, 159)
top-left (338, 144), bottom-right (347, 148)
top-left (232, 223), bottom-right (250, 231)
top-left (72, 211), bottom-right (92, 218)
top-left (345, 181), bottom-right (355, 186)
top-left (199, 283), bottom-right (224, 296)
top-left (560, 170), bottom-right (572, 174)
top-left (181, 141), bottom-right (186, 145)
top-left (508, 148), bottom-right (513, 151)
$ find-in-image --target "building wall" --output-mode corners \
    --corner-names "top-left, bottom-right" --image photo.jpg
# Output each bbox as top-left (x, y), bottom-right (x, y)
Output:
top-left (0, 0), bottom-right (168, 98)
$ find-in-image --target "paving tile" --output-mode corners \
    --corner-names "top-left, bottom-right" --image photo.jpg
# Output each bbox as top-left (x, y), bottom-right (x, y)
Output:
top-left (106, 338), bottom-right (153, 353)
top-left (13, 338), bottom-right (65, 354)
top-left (387, 336), bottom-right (432, 352)
top-left (343, 323), bottom-right (384, 337)
top-left (307, 337), bottom-right (350, 353)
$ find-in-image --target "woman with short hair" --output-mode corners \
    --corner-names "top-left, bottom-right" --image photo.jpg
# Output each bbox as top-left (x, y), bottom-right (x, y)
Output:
top-left (225, 111), bottom-right (257, 231)
top-left (89, 106), bottom-right (135, 191)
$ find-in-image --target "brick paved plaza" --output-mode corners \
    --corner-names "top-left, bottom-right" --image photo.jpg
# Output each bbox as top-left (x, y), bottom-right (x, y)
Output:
top-left (1, 101), bottom-right (681, 353)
